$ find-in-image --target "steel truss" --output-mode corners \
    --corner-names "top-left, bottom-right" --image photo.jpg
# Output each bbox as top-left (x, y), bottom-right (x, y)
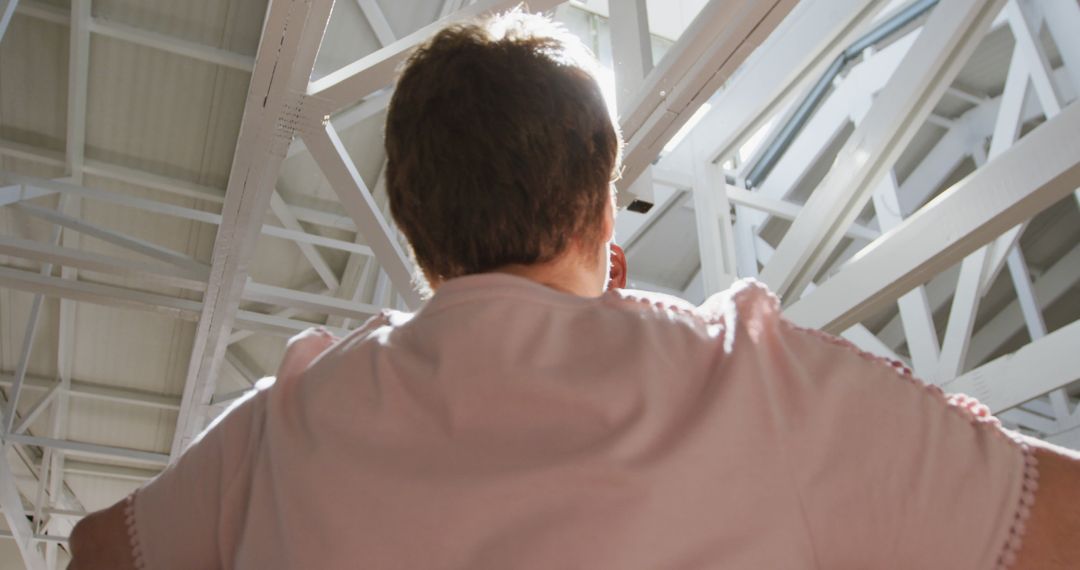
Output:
top-left (2, 0), bottom-right (1080, 565)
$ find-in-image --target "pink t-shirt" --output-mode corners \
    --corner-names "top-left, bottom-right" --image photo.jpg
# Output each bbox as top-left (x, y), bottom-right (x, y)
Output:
top-left (128, 275), bottom-right (1035, 569)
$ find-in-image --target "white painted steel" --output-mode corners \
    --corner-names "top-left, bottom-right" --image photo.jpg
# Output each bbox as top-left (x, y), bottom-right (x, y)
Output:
top-left (301, 123), bottom-right (421, 307)
top-left (760, 0), bottom-right (1007, 301)
top-left (618, 0), bottom-right (798, 205)
top-left (943, 319), bottom-right (1080, 414)
top-left (785, 101), bottom-right (1080, 333)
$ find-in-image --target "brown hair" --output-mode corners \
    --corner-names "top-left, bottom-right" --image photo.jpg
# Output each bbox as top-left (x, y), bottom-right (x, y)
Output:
top-left (385, 10), bottom-right (621, 284)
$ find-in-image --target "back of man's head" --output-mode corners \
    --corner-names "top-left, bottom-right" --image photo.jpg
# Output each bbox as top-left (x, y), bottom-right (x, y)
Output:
top-left (385, 10), bottom-right (621, 286)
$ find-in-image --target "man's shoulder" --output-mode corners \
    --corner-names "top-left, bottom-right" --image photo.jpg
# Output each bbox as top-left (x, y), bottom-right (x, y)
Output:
top-left (605, 287), bottom-right (699, 315)
top-left (604, 279), bottom-right (781, 328)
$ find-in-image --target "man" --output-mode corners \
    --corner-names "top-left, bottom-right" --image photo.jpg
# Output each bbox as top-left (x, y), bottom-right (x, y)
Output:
top-left (70, 9), bottom-right (1078, 569)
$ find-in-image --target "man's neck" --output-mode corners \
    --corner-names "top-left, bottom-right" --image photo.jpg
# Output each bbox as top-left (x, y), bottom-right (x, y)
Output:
top-left (494, 253), bottom-right (603, 298)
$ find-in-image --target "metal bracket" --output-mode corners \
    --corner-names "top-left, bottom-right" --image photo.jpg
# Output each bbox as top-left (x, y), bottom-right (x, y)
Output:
top-left (271, 91), bottom-right (333, 158)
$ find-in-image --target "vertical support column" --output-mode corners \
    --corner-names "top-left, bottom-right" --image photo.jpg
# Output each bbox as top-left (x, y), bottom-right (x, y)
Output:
top-left (870, 172), bottom-right (940, 377)
top-left (732, 204), bottom-right (759, 279)
top-left (691, 147), bottom-right (737, 295)
top-left (978, 0), bottom-right (1072, 294)
top-left (2, 282), bottom-right (47, 434)
top-left (1005, 247), bottom-right (1073, 421)
top-left (41, 3), bottom-right (91, 563)
top-left (609, 0), bottom-right (654, 205)
top-left (301, 123), bottom-right (421, 308)
top-left (0, 446), bottom-right (46, 570)
top-left (172, 0), bottom-right (338, 457)
top-left (327, 161), bottom-right (388, 329)
top-left (936, 46), bottom-right (1028, 383)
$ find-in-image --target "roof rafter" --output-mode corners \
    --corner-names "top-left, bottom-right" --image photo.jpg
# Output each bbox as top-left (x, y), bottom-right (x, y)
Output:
top-left (760, 0), bottom-right (1008, 301)
top-left (785, 100), bottom-right (1080, 334)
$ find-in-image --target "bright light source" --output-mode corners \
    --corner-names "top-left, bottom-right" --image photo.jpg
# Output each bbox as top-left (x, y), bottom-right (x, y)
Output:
top-left (662, 102), bottom-right (712, 154)
top-left (596, 65), bottom-right (619, 119)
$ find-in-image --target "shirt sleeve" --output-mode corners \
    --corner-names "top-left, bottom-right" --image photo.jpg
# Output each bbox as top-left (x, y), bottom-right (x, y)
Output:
top-left (705, 281), bottom-right (1034, 570)
top-left (775, 321), bottom-right (1030, 568)
top-left (127, 382), bottom-right (270, 569)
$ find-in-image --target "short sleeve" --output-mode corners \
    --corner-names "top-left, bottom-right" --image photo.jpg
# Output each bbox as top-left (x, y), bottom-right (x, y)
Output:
top-left (128, 383), bottom-right (269, 569)
top-left (771, 320), bottom-right (1032, 568)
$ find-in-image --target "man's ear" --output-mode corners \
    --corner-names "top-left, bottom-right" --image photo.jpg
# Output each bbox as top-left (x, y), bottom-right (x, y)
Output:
top-left (609, 243), bottom-right (628, 289)
top-left (603, 195), bottom-right (616, 242)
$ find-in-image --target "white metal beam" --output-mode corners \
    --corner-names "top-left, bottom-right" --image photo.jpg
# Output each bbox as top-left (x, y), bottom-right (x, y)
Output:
top-left (688, 0), bottom-right (883, 165)
top-left (1006, 247), bottom-right (1073, 421)
top-left (754, 236), bottom-right (901, 363)
top-left (760, 0), bottom-right (1006, 301)
top-left (244, 281), bottom-right (379, 322)
top-left (976, 0), bottom-right (1072, 295)
top-left (326, 162), bottom-right (388, 329)
top-left (725, 185), bottom-right (879, 242)
top-left (610, 0), bottom-right (655, 205)
top-left (82, 159), bottom-right (225, 203)
top-left (784, 100), bottom-right (1080, 334)
top-left (937, 48), bottom-right (1032, 382)
top-left (0, 373), bottom-right (180, 411)
top-left (305, 0), bottom-right (565, 114)
top-left (0, 234), bottom-right (206, 287)
top-left (689, 136), bottom-right (737, 294)
top-left (0, 531), bottom-right (67, 546)
top-left (438, 0), bottom-right (468, 19)
top-left (1, 174), bottom-right (376, 259)
top-left (15, 202), bottom-right (209, 276)
top-left (0, 184), bottom-right (50, 207)
top-left (285, 89), bottom-right (392, 160)
top-left (16, 0), bottom-right (254, 71)
top-left (356, 0), bottom-right (395, 47)
top-left (1040, 0), bottom-right (1080, 95)
top-left (6, 434), bottom-right (168, 466)
top-left (731, 204), bottom-right (758, 279)
top-left (617, 0), bottom-right (798, 205)
top-left (62, 460), bottom-right (159, 482)
top-left (1, 239), bottom-right (53, 435)
top-left (870, 172), bottom-right (939, 377)
top-left (86, 17), bottom-right (254, 71)
top-left (734, 29), bottom-right (916, 255)
top-left (0, 265), bottom-right (351, 338)
top-left (1006, 0), bottom-right (1063, 117)
top-left (42, 1), bottom-right (90, 551)
top-left (943, 319), bottom-right (1080, 414)
top-left (300, 123), bottom-right (420, 307)
top-left (966, 241), bottom-right (1080, 367)
top-left (223, 350), bottom-right (259, 386)
top-left (13, 384), bottom-right (60, 435)
top-left (0, 138), bottom-right (64, 168)
top-left (999, 407), bottom-right (1059, 434)
top-left (871, 64), bottom-right (1073, 352)
top-left (876, 265), bottom-right (957, 351)
top-left (0, 447), bottom-right (46, 570)
top-left (0, 234), bottom-right (382, 327)
top-left (269, 190), bottom-right (339, 290)
top-left (229, 280), bottom-right (328, 343)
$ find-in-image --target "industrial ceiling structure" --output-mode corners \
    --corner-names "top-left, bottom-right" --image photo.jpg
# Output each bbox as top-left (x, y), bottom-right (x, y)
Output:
top-left (0, 0), bottom-right (1078, 566)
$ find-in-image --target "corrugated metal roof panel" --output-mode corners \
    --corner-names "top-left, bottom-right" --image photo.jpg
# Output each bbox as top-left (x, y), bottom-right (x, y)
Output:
top-left (85, 35), bottom-right (243, 187)
top-left (0, 14), bottom-right (69, 152)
